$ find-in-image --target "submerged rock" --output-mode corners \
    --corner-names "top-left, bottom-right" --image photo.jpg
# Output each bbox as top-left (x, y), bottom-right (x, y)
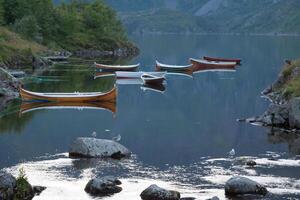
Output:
top-left (84, 176), bottom-right (122, 196)
top-left (69, 137), bottom-right (131, 159)
top-left (225, 176), bottom-right (268, 196)
top-left (140, 184), bottom-right (180, 200)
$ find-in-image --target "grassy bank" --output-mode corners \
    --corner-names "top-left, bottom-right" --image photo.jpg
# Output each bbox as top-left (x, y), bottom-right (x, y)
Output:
top-left (0, 27), bottom-right (47, 67)
top-left (273, 59), bottom-right (300, 98)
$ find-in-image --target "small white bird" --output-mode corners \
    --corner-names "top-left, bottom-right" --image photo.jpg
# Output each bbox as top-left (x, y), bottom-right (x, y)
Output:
top-left (91, 131), bottom-right (97, 138)
top-left (229, 148), bottom-right (235, 157)
top-left (112, 134), bottom-right (121, 142)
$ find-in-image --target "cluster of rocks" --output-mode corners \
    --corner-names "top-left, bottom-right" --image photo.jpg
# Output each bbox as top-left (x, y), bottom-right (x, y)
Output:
top-left (0, 171), bottom-right (46, 200)
top-left (69, 138), bottom-right (268, 199)
top-left (69, 137), bottom-right (130, 196)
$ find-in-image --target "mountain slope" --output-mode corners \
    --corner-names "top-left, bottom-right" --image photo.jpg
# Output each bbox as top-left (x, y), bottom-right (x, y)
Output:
top-left (105, 0), bottom-right (300, 34)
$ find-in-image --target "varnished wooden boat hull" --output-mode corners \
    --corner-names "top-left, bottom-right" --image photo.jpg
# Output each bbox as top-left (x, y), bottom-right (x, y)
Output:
top-left (203, 56), bottom-right (241, 64)
top-left (190, 58), bottom-right (236, 70)
top-left (20, 101), bottom-right (116, 115)
top-left (20, 87), bottom-right (117, 103)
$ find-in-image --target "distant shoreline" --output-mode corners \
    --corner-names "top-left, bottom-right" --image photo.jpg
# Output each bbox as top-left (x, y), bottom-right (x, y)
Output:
top-left (129, 31), bottom-right (300, 37)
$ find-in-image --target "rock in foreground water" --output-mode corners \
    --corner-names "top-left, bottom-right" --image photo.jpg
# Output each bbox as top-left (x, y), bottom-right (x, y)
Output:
top-left (69, 137), bottom-right (131, 159)
top-left (140, 184), bottom-right (180, 200)
top-left (225, 176), bottom-right (268, 196)
top-left (0, 171), bottom-right (46, 200)
top-left (85, 176), bottom-right (122, 196)
top-left (0, 172), bottom-right (16, 199)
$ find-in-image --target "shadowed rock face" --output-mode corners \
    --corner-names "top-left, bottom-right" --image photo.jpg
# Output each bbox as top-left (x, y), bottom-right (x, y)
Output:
top-left (140, 184), bottom-right (180, 200)
top-left (69, 137), bottom-right (131, 159)
top-left (0, 172), bottom-right (46, 200)
top-left (225, 176), bottom-right (268, 196)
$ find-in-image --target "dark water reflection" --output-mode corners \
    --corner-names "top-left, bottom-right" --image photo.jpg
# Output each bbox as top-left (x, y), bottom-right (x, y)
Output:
top-left (1, 35), bottom-right (300, 199)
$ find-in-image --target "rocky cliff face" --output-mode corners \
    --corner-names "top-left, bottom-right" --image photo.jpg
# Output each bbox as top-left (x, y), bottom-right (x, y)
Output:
top-left (248, 59), bottom-right (300, 130)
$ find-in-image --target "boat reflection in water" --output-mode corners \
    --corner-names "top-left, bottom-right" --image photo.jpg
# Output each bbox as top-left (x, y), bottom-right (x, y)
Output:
top-left (93, 72), bottom-right (115, 79)
top-left (19, 101), bottom-right (117, 116)
top-left (141, 84), bottom-right (166, 93)
top-left (192, 66), bottom-right (236, 74)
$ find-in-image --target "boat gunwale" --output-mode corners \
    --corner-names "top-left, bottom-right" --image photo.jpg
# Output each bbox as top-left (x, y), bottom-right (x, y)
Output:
top-left (156, 60), bottom-right (192, 69)
top-left (94, 62), bottom-right (140, 69)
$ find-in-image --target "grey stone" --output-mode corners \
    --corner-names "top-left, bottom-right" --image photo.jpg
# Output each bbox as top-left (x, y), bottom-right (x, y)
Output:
top-left (289, 98), bottom-right (300, 129)
top-left (0, 172), bottom-right (16, 189)
top-left (258, 104), bottom-right (289, 126)
top-left (84, 176), bottom-right (122, 196)
top-left (69, 137), bottom-right (131, 159)
top-left (140, 184), bottom-right (180, 200)
top-left (225, 176), bottom-right (268, 196)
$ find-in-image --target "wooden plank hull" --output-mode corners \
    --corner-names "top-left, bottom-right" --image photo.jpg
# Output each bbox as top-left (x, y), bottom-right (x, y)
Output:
top-left (94, 62), bottom-right (139, 71)
top-left (203, 56), bottom-right (241, 64)
top-left (190, 58), bottom-right (236, 70)
top-left (20, 86), bottom-right (117, 103)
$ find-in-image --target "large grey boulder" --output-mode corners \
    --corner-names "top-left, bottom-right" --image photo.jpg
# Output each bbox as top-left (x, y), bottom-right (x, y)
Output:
top-left (84, 176), bottom-right (122, 196)
top-left (140, 184), bottom-right (180, 200)
top-left (69, 137), bottom-right (131, 159)
top-left (289, 98), bottom-right (300, 129)
top-left (258, 104), bottom-right (289, 126)
top-left (0, 172), bottom-right (16, 199)
top-left (225, 176), bottom-right (268, 196)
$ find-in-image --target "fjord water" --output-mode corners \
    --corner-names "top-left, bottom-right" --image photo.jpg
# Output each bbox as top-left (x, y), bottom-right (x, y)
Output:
top-left (1, 35), bottom-right (300, 199)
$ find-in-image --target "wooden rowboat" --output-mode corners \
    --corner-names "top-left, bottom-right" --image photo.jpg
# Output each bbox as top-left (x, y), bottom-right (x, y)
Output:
top-left (94, 62), bottom-right (139, 71)
top-left (203, 56), bottom-right (241, 65)
top-left (190, 58), bottom-right (236, 69)
top-left (20, 86), bottom-right (117, 103)
top-left (156, 60), bottom-right (192, 71)
top-left (20, 101), bottom-right (116, 115)
top-left (141, 73), bottom-right (165, 85)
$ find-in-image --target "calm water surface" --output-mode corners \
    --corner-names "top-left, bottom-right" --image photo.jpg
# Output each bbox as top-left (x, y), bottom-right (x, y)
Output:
top-left (1, 35), bottom-right (300, 199)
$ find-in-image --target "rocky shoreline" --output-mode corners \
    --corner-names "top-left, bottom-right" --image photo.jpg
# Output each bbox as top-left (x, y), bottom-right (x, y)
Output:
top-left (243, 59), bottom-right (300, 131)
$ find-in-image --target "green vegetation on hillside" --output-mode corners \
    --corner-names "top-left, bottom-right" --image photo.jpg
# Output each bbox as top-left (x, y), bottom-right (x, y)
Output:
top-left (277, 60), bottom-right (300, 98)
top-left (0, 0), bottom-right (130, 53)
top-left (123, 9), bottom-right (208, 34)
top-left (0, 27), bottom-right (46, 64)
